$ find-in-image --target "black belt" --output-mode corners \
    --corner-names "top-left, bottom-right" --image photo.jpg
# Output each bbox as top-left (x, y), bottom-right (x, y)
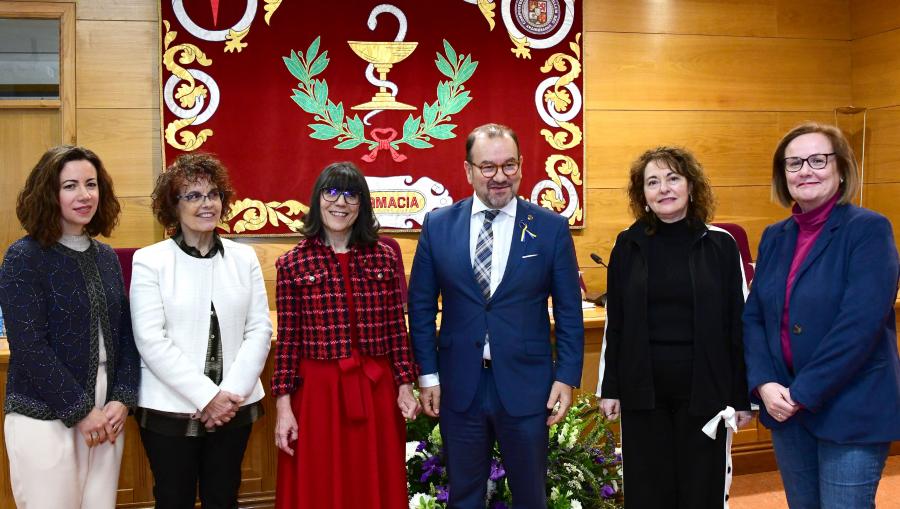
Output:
top-left (482, 358), bottom-right (492, 369)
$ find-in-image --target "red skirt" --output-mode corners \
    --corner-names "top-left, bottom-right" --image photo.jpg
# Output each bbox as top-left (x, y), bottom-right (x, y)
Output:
top-left (274, 352), bottom-right (408, 509)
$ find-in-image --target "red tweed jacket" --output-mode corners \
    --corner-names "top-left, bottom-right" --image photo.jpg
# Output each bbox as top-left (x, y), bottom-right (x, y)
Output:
top-left (271, 236), bottom-right (418, 395)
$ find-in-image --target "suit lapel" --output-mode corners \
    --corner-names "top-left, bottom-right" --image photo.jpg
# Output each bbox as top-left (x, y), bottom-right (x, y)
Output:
top-left (792, 204), bottom-right (846, 284)
top-left (491, 199), bottom-right (528, 301)
top-left (452, 199), bottom-right (484, 301)
top-left (769, 221), bottom-right (795, 369)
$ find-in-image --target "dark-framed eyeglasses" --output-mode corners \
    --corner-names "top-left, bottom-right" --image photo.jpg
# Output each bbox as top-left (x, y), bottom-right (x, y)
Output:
top-left (321, 188), bottom-right (361, 205)
top-left (178, 190), bottom-right (223, 203)
top-left (468, 160), bottom-right (520, 178)
top-left (784, 153), bottom-right (835, 173)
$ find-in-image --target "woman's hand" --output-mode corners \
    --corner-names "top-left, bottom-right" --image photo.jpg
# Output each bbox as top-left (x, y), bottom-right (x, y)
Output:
top-left (397, 383), bottom-right (421, 420)
top-left (103, 401), bottom-right (128, 442)
top-left (758, 382), bottom-right (799, 422)
top-left (76, 408), bottom-right (111, 447)
top-left (599, 398), bottom-right (621, 421)
top-left (736, 410), bottom-right (754, 429)
top-left (201, 390), bottom-right (243, 429)
top-left (275, 394), bottom-right (299, 456)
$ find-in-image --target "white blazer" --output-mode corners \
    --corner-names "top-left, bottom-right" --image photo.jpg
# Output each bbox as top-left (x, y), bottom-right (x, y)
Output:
top-left (130, 238), bottom-right (272, 413)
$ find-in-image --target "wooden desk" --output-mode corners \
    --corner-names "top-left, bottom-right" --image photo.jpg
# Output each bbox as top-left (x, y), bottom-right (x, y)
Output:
top-left (0, 300), bottom-right (896, 507)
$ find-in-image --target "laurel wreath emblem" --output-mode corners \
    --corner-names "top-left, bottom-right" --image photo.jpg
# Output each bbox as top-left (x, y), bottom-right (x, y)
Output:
top-left (283, 37), bottom-right (478, 153)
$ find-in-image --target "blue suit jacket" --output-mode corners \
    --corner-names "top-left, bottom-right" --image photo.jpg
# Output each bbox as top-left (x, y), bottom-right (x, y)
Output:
top-left (408, 198), bottom-right (584, 417)
top-left (743, 204), bottom-right (900, 443)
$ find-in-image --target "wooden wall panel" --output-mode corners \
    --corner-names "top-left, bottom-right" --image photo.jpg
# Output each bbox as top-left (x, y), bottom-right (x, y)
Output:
top-left (99, 196), bottom-right (163, 248)
top-left (76, 0), bottom-right (156, 21)
top-left (851, 0), bottom-right (900, 39)
top-left (78, 108), bottom-right (161, 195)
top-left (864, 183), bottom-right (900, 256)
top-left (0, 109), bottom-right (61, 255)
top-left (852, 28), bottom-right (900, 109)
top-left (585, 111), bottom-right (837, 189)
top-left (860, 107), bottom-right (900, 184)
top-left (585, 0), bottom-right (849, 40)
top-left (76, 20), bottom-right (158, 109)
top-left (585, 33), bottom-right (851, 111)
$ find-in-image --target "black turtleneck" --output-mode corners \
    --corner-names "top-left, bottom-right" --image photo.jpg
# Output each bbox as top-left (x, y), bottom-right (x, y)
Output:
top-left (646, 218), bottom-right (695, 352)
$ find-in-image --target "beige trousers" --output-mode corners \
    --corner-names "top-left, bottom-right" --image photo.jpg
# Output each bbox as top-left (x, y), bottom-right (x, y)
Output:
top-left (4, 363), bottom-right (124, 509)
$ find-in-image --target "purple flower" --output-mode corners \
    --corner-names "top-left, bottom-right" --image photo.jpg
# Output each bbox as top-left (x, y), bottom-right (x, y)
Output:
top-left (416, 440), bottom-right (427, 452)
top-left (436, 485), bottom-right (449, 502)
top-left (601, 484), bottom-right (616, 499)
top-left (489, 459), bottom-right (506, 481)
top-left (420, 455), bottom-right (444, 482)
top-left (491, 502), bottom-right (509, 509)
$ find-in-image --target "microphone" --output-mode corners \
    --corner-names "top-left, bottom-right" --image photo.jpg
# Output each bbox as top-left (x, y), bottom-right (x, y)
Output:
top-left (590, 253), bottom-right (608, 268)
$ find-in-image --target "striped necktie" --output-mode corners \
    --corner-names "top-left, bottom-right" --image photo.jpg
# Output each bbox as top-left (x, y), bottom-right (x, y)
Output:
top-left (473, 209), bottom-right (499, 300)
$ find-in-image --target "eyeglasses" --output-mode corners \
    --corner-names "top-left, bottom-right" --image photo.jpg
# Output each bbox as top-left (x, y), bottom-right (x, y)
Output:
top-left (784, 153), bottom-right (835, 173)
top-left (321, 188), bottom-right (361, 205)
top-left (178, 190), bottom-right (223, 203)
top-left (468, 160), bottom-right (520, 178)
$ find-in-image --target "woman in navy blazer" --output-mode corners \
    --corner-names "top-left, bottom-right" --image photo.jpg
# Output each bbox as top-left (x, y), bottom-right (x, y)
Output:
top-left (743, 123), bottom-right (900, 508)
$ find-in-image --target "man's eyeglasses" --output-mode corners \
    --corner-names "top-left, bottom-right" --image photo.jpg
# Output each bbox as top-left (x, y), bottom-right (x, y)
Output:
top-left (322, 188), bottom-right (361, 205)
top-left (784, 153), bottom-right (835, 173)
top-left (468, 160), bottom-right (520, 178)
top-left (178, 190), bottom-right (223, 203)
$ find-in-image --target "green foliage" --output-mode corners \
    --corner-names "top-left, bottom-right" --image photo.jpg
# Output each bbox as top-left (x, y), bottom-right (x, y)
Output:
top-left (283, 37), bottom-right (478, 154)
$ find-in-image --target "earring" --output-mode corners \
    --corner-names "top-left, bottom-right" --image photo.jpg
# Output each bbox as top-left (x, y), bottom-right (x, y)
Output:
top-left (840, 178), bottom-right (845, 183)
top-left (689, 194), bottom-right (693, 203)
top-left (644, 205), bottom-right (649, 213)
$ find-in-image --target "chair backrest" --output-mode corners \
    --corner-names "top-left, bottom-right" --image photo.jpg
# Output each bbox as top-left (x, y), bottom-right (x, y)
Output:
top-left (711, 223), bottom-right (754, 285)
top-left (113, 247), bottom-right (138, 294)
top-left (378, 235), bottom-right (408, 305)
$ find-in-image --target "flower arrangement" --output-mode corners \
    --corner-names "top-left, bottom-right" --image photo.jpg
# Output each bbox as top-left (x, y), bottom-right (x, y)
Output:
top-left (406, 395), bottom-right (624, 509)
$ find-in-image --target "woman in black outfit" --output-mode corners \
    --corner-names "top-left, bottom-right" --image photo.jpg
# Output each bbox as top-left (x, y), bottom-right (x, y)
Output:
top-left (598, 146), bottom-right (752, 508)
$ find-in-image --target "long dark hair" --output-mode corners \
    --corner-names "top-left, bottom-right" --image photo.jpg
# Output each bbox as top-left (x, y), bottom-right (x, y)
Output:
top-left (301, 162), bottom-right (378, 246)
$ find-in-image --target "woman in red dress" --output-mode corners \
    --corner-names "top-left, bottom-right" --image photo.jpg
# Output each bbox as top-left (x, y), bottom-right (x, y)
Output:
top-left (272, 162), bottom-right (421, 508)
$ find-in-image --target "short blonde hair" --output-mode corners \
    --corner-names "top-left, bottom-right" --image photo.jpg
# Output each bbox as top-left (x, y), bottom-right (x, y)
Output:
top-left (771, 123), bottom-right (859, 207)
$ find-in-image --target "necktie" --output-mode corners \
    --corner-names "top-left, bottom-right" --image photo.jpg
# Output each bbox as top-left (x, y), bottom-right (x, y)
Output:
top-left (474, 209), bottom-right (499, 300)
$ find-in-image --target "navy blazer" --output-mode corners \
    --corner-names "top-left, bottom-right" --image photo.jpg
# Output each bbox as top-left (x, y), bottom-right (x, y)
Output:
top-left (0, 236), bottom-right (140, 427)
top-left (743, 204), bottom-right (900, 444)
top-left (408, 198), bottom-right (584, 417)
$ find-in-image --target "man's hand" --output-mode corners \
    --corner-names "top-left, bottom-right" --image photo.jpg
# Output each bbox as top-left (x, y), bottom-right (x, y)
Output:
top-left (419, 385), bottom-right (441, 418)
top-left (546, 381), bottom-right (573, 426)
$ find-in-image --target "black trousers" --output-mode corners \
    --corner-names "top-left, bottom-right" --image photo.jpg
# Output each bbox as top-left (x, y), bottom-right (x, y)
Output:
top-left (139, 424), bottom-right (253, 509)
top-left (620, 353), bottom-right (727, 509)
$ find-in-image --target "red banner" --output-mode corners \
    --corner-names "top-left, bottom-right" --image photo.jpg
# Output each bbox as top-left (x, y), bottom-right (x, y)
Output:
top-left (160, 0), bottom-right (584, 235)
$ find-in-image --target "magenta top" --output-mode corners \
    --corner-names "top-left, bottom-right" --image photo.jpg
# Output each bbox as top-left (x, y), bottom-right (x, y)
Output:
top-left (780, 191), bottom-right (841, 371)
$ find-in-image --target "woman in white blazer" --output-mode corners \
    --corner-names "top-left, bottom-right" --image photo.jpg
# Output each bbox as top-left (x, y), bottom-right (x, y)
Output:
top-left (130, 153), bottom-right (272, 509)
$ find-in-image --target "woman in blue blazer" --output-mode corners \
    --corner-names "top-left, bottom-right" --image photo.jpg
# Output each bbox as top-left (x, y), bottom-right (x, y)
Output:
top-left (743, 123), bottom-right (900, 508)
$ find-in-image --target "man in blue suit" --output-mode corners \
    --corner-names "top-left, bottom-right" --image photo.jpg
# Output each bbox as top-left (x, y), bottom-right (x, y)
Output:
top-left (408, 123), bottom-right (584, 509)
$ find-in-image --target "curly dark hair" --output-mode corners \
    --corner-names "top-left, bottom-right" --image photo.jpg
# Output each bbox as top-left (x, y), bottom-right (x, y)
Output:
top-left (771, 122), bottom-right (859, 208)
top-left (301, 161), bottom-right (379, 246)
top-left (151, 153), bottom-right (235, 233)
top-left (626, 146), bottom-right (715, 233)
top-left (16, 145), bottom-right (121, 247)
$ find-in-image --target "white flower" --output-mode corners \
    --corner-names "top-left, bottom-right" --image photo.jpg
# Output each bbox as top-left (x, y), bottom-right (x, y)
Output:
top-left (570, 500), bottom-right (583, 509)
top-left (550, 486), bottom-right (562, 501)
top-left (409, 493), bottom-right (436, 509)
top-left (406, 441), bottom-right (420, 463)
top-left (486, 479), bottom-right (497, 502)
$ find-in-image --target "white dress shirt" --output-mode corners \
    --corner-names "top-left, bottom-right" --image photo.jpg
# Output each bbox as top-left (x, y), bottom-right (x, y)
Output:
top-left (419, 195), bottom-right (517, 387)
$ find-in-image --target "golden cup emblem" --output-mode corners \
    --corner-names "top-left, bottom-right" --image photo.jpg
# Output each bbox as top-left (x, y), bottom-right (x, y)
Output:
top-left (347, 40), bottom-right (418, 111)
